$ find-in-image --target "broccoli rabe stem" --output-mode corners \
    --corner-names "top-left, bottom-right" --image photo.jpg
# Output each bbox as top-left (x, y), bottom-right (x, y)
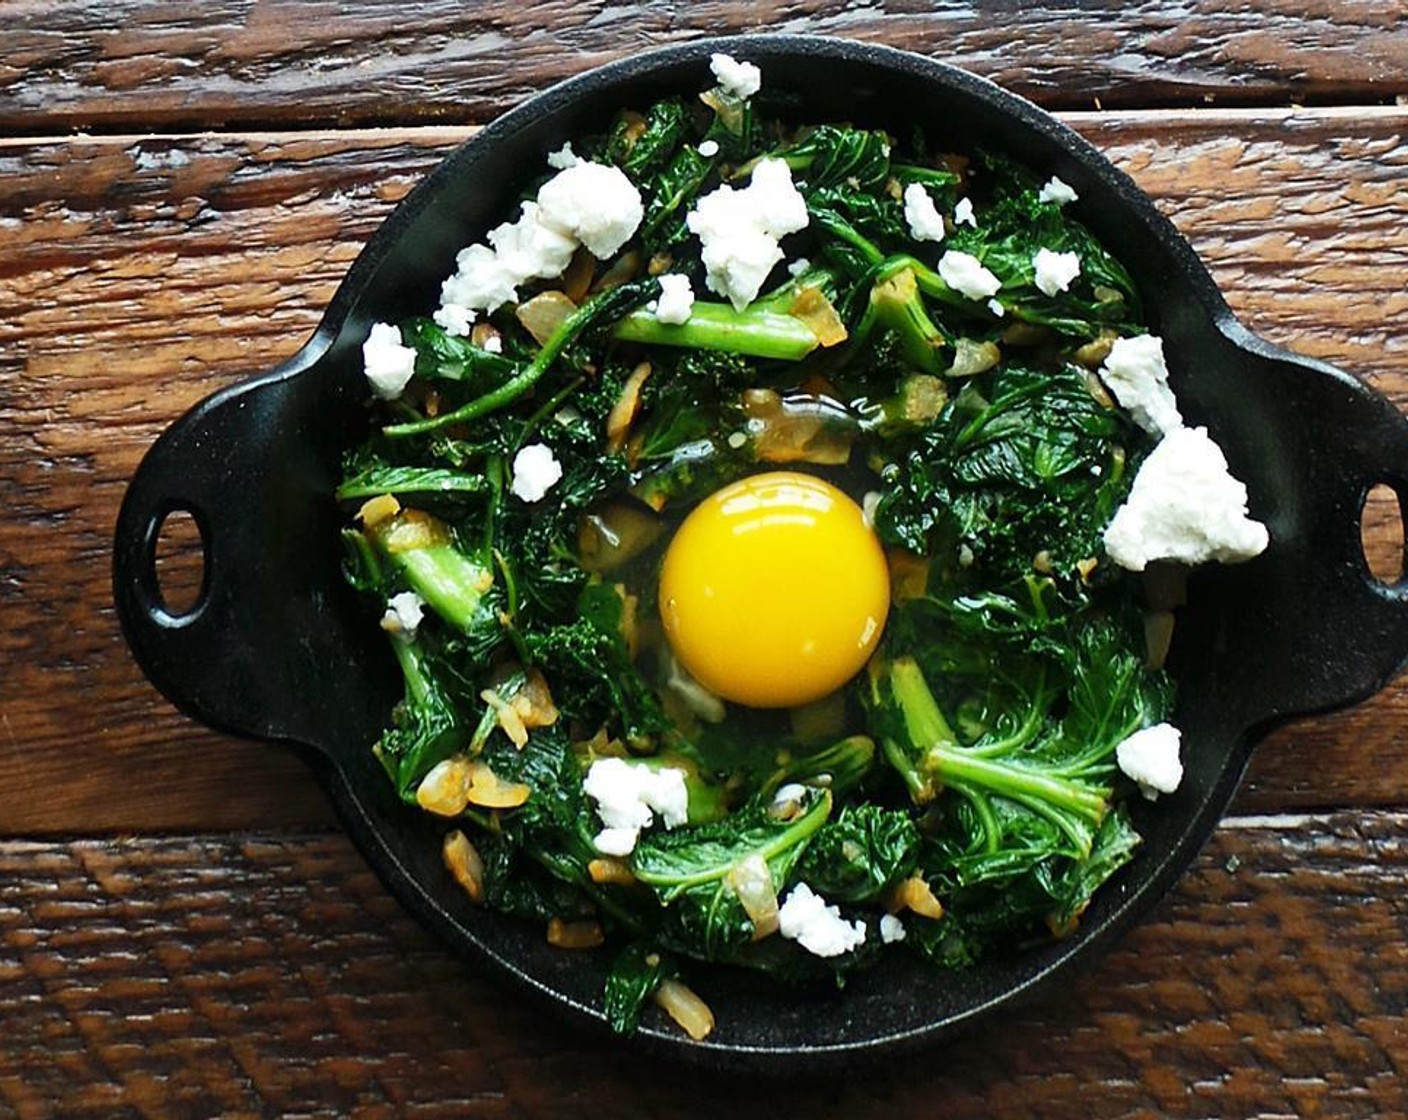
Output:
top-left (613, 300), bottom-right (821, 361)
top-left (384, 282), bottom-right (648, 438)
top-left (365, 512), bottom-right (495, 636)
top-left (883, 657), bottom-right (1110, 854)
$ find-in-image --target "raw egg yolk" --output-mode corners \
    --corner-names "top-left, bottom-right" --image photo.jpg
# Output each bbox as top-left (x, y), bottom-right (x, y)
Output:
top-left (658, 471), bottom-right (890, 709)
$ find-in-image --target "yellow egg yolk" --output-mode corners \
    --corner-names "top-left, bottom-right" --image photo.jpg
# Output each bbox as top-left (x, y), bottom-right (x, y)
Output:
top-left (658, 471), bottom-right (890, 709)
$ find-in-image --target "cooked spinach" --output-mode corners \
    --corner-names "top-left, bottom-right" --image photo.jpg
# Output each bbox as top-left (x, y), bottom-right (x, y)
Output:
top-left (338, 70), bottom-right (1179, 1040)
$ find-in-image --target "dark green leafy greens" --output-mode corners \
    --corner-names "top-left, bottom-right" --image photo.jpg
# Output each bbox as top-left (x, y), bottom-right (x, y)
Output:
top-left (337, 76), bottom-right (1178, 1039)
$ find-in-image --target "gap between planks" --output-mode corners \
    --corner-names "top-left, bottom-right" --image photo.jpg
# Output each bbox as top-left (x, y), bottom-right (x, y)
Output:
top-left (2, 103), bottom-right (1407, 149)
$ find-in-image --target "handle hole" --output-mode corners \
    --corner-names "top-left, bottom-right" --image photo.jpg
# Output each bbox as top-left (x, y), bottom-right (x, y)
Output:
top-left (153, 508), bottom-right (208, 618)
top-left (1360, 483), bottom-right (1405, 586)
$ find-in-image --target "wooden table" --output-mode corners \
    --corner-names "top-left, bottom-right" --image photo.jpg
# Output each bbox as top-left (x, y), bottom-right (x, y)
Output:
top-left (4, 5), bottom-right (1408, 1116)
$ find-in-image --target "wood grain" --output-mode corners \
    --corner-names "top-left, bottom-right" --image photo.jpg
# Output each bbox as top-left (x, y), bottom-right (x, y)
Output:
top-left (3, 108), bottom-right (1408, 833)
top-left (1, 1), bottom-right (1406, 135)
top-left (1, 813), bottom-right (1405, 1118)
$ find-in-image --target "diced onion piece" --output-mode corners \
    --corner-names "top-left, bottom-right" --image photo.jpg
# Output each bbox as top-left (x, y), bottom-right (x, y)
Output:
top-left (592, 249), bottom-right (642, 292)
top-left (509, 668), bottom-right (559, 730)
top-left (1076, 556), bottom-right (1099, 582)
top-left (515, 290), bottom-right (577, 346)
top-left (1083, 368), bottom-right (1116, 409)
top-left (546, 917), bottom-right (606, 949)
top-left (606, 361), bottom-right (653, 454)
top-left (470, 321), bottom-right (501, 352)
top-left (743, 388), bottom-right (853, 466)
top-left (726, 853), bottom-right (780, 940)
top-left (587, 857), bottom-right (636, 885)
top-left (480, 688), bottom-right (530, 749)
top-left (888, 550), bottom-right (930, 602)
top-left (889, 875), bottom-right (945, 920)
top-left (1144, 610), bottom-right (1176, 670)
top-left (357, 493), bottom-right (401, 528)
top-left (1074, 330), bottom-right (1118, 369)
top-left (789, 286), bottom-right (849, 348)
top-left (946, 338), bottom-right (1000, 378)
top-left (442, 829), bottom-right (486, 903)
top-left (561, 248), bottom-right (595, 304)
top-left (1143, 562), bottom-right (1189, 610)
top-left (378, 508), bottom-right (451, 553)
top-left (416, 757), bottom-right (470, 817)
top-left (577, 501), bottom-right (665, 572)
top-left (653, 978), bottom-right (716, 1041)
top-left (464, 759), bottom-right (532, 809)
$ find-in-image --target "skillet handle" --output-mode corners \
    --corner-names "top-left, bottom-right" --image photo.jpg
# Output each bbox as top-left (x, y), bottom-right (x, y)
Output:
top-left (113, 370), bottom-right (396, 757)
top-left (1198, 338), bottom-right (1408, 731)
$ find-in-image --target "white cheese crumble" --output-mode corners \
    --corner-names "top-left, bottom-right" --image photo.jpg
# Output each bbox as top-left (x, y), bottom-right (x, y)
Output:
top-left (709, 52), bottom-right (762, 100)
top-left (778, 883), bottom-right (867, 958)
top-left (879, 913), bottom-right (907, 944)
top-left (655, 273), bottom-right (696, 325)
top-left (937, 250), bottom-right (1002, 300)
top-left (987, 297), bottom-right (1005, 318)
top-left (903, 183), bottom-right (946, 243)
top-left (787, 256), bottom-right (811, 278)
top-left (686, 157), bottom-right (809, 309)
top-left (546, 141), bottom-right (579, 170)
top-left (698, 139), bottom-right (720, 158)
top-left (1104, 426), bottom-right (1270, 571)
top-left (583, 758), bottom-right (690, 856)
top-left (770, 783), bottom-right (808, 812)
top-left (432, 303), bottom-right (476, 337)
top-left (536, 160), bottom-right (644, 260)
top-left (362, 322), bottom-right (418, 399)
top-left (1032, 247), bottom-right (1081, 297)
top-left (1099, 334), bottom-right (1183, 436)
top-left (509, 443), bottom-right (563, 503)
top-left (380, 591), bottom-right (426, 635)
top-left (481, 334), bottom-right (503, 354)
top-left (1116, 723), bottom-right (1184, 800)
top-left (441, 243), bottom-right (520, 314)
top-left (953, 196), bottom-right (977, 228)
top-left (1039, 175), bottom-right (1079, 205)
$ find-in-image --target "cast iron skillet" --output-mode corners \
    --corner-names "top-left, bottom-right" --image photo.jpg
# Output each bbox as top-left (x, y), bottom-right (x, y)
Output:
top-left (113, 36), bottom-right (1408, 1070)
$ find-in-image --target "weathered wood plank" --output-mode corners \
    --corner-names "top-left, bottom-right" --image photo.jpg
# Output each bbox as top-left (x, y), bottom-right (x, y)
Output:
top-left (1, 814), bottom-right (1405, 1117)
top-left (2, 108), bottom-right (1407, 833)
top-left (1, 1), bottom-right (1406, 134)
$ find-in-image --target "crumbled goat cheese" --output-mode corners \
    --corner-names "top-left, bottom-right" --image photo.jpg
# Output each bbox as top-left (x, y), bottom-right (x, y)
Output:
top-left (1033, 247), bottom-right (1081, 297)
top-left (362, 322), bottom-right (418, 399)
top-left (547, 141), bottom-right (579, 170)
top-left (1099, 333), bottom-right (1183, 436)
top-left (879, 914), bottom-right (907, 944)
top-left (441, 243), bottom-right (521, 314)
top-left (536, 161), bottom-right (644, 260)
top-left (509, 443), bottom-right (564, 503)
top-left (655, 273), bottom-right (696, 325)
top-left (686, 157), bottom-right (809, 309)
top-left (1104, 426), bottom-right (1269, 571)
top-left (987, 297), bottom-right (1005, 318)
top-left (787, 256), bottom-right (811, 278)
top-left (583, 758), bottom-right (690, 855)
top-left (903, 183), bottom-right (946, 243)
top-left (698, 139), bottom-right (720, 158)
top-left (937, 250), bottom-right (1002, 300)
top-left (1039, 175), bottom-right (1079, 205)
top-left (432, 303), bottom-right (476, 337)
top-left (710, 52), bottom-right (762, 99)
top-left (488, 200), bottom-right (578, 282)
top-left (953, 196), bottom-right (977, 227)
top-left (778, 883), bottom-right (867, 958)
top-left (1116, 723), bottom-right (1184, 800)
top-left (481, 334), bottom-right (503, 354)
top-left (380, 591), bottom-right (426, 635)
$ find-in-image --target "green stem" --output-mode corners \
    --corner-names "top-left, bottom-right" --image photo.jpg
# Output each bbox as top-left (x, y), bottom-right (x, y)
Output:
top-left (384, 284), bottom-right (642, 438)
top-left (612, 301), bottom-right (820, 361)
top-left (389, 543), bottom-right (493, 635)
top-left (925, 744), bottom-right (1109, 822)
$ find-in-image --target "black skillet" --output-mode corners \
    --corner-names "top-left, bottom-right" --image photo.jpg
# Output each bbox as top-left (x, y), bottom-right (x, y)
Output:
top-left (112, 36), bottom-right (1408, 1071)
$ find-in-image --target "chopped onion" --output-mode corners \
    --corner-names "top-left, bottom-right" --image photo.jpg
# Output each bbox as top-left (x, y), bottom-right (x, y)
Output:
top-left (577, 501), bottom-right (665, 572)
top-left (515, 290), bottom-right (577, 346)
top-left (726, 853), bottom-right (780, 940)
top-left (1144, 610), bottom-right (1175, 670)
top-left (789, 285), bottom-right (848, 347)
top-left (442, 830), bottom-right (486, 903)
top-left (606, 361), bottom-right (652, 454)
top-left (464, 759), bottom-right (532, 809)
top-left (416, 757), bottom-right (470, 817)
top-left (546, 917), bottom-right (605, 949)
top-left (653, 978), bottom-right (716, 1041)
